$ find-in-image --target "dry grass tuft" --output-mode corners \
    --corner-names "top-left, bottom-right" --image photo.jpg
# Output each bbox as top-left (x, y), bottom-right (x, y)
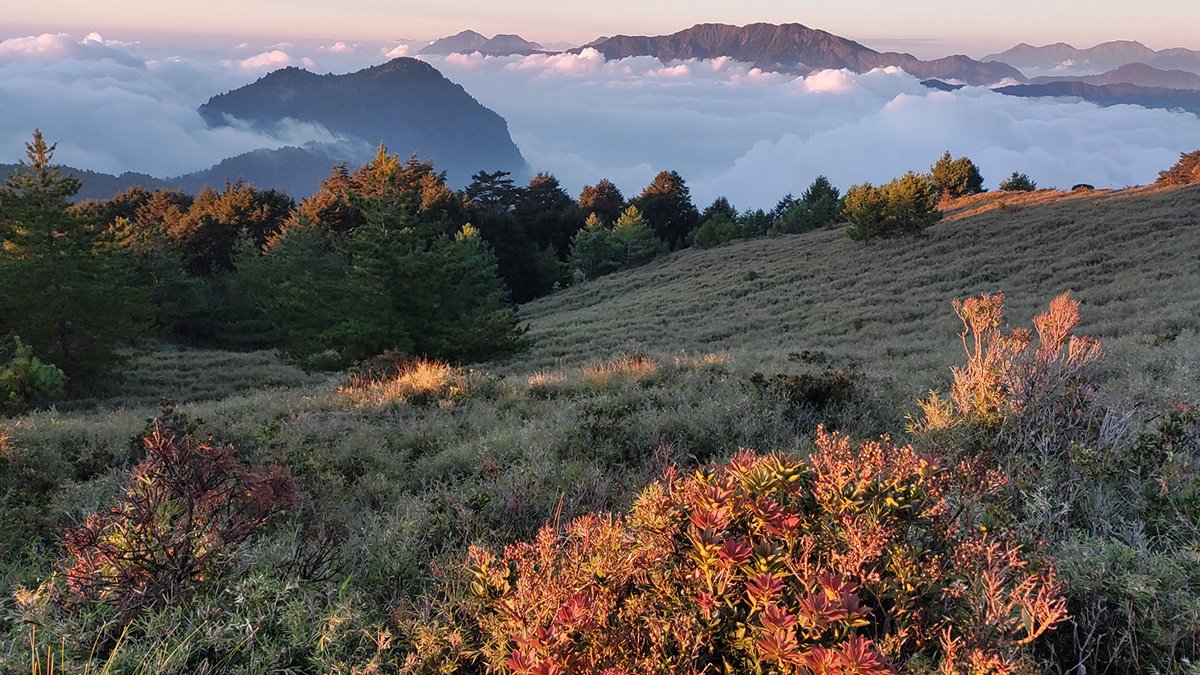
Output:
top-left (673, 351), bottom-right (731, 371)
top-left (526, 370), bottom-right (570, 398)
top-left (581, 353), bottom-right (660, 388)
top-left (340, 358), bottom-right (466, 407)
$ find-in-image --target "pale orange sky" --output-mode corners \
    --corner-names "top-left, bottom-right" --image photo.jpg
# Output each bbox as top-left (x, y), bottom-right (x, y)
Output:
top-left (3, 0), bottom-right (1199, 58)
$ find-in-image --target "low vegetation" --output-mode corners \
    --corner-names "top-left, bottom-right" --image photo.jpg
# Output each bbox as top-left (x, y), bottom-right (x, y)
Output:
top-left (1, 134), bottom-right (1198, 672)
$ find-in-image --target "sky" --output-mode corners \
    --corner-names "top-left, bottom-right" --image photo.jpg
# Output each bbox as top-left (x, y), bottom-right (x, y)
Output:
top-left (3, 1), bottom-right (1200, 59)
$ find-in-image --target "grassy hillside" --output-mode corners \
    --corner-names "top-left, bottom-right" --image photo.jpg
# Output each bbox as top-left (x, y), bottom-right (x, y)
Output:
top-left (517, 184), bottom-right (1200, 401)
top-left (1, 183), bottom-right (1198, 672)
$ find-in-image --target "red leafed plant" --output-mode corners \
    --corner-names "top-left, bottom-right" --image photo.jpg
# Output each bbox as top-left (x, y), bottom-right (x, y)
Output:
top-left (403, 429), bottom-right (1066, 674)
top-left (61, 403), bottom-right (298, 615)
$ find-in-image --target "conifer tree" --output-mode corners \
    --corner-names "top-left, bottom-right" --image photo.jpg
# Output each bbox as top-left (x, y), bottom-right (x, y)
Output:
top-left (0, 131), bottom-right (149, 381)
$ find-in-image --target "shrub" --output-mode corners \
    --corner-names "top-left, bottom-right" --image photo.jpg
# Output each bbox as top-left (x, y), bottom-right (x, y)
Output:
top-left (749, 368), bottom-right (857, 431)
top-left (998, 172), bottom-right (1037, 192)
top-left (692, 215), bottom-right (738, 248)
top-left (845, 172), bottom-right (942, 241)
top-left (0, 335), bottom-right (67, 414)
top-left (60, 405), bottom-right (298, 615)
top-left (1157, 149), bottom-right (1200, 186)
top-left (404, 429), bottom-right (1065, 673)
top-left (911, 293), bottom-right (1200, 672)
top-left (930, 151), bottom-right (985, 197)
top-left (1070, 184), bottom-right (1094, 192)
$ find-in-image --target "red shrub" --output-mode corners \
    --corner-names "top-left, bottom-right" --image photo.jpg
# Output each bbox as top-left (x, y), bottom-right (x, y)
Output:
top-left (404, 429), bottom-right (1065, 673)
top-left (61, 406), bottom-right (298, 615)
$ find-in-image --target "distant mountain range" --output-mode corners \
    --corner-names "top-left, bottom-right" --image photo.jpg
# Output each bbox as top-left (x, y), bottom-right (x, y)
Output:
top-left (199, 57), bottom-right (528, 188)
top-left (984, 41), bottom-right (1200, 75)
top-left (579, 23), bottom-right (1026, 85)
top-left (994, 81), bottom-right (1200, 116)
top-left (1029, 62), bottom-right (1200, 90)
top-left (420, 30), bottom-right (544, 56)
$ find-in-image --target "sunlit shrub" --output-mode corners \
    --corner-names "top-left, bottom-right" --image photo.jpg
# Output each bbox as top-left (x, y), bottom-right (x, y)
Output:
top-left (581, 353), bottom-right (660, 389)
top-left (60, 405), bottom-right (298, 615)
top-left (0, 335), bottom-right (67, 415)
top-left (911, 293), bottom-right (1200, 672)
top-left (403, 429), bottom-right (1065, 673)
top-left (1157, 149), bottom-right (1200, 186)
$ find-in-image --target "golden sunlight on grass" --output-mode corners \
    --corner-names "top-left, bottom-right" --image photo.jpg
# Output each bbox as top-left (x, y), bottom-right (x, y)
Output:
top-left (339, 358), bottom-right (466, 407)
top-left (581, 353), bottom-right (660, 388)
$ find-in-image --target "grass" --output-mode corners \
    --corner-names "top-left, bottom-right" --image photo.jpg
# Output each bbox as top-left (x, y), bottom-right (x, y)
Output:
top-left (1, 182), bottom-right (1198, 672)
top-left (515, 183), bottom-right (1200, 403)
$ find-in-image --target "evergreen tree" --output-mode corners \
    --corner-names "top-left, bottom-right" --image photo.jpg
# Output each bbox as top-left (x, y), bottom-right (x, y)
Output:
top-left (999, 172), bottom-right (1038, 192)
top-left (611, 205), bottom-right (664, 267)
top-left (515, 172), bottom-right (584, 257)
top-left (930, 151), bottom-right (985, 198)
top-left (577, 179), bottom-right (626, 226)
top-left (0, 130), bottom-right (150, 381)
top-left (632, 170), bottom-right (699, 248)
top-left (569, 213), bottom-right (621, 279)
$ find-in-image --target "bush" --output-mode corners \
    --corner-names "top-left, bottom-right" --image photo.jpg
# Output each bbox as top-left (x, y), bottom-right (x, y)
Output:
top-left (930, 151), bottom-right (985, 197)
top-left (60, 404), bottom-right (298, 616)
top-left (1157, 149), bottom-right (1200, 186)
top-left (998, 172), bottom-right (1037, 192)
top-left (404, 429), bottom-right (1065, 673)
top-left (0, 335), bottom-right (66, 414)
top-left (911, 293), bottom-right (1200, 672)
top-left (844, 172), bottom-right (943, 241)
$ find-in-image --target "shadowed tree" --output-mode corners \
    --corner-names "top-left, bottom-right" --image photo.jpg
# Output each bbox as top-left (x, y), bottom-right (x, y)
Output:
top-left (577, 178), bottom-right (626, 226)
top-left (515, 172), bottom-right (584, 258)
top-left (632, 170), bottom-right (699, 249)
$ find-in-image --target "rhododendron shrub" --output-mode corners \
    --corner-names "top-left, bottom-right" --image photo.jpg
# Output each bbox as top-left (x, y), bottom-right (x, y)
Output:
top-left (404, 429), bottom-right (1065, 673)
top-left (61, 405), bottom-right (299, 615)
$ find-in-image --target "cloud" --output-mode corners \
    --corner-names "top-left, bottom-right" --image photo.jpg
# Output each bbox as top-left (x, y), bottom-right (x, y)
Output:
top-left (382, 44), bottom-right (410, 59)
top-left (0, 33), bottom-right (344, 178)
top-left (419, 51), bottom-right (1200, 208)
top-left (321, 41), bottom-right (356, 54)
top-left (0, 33), bottom-right (143, 67)
top-left (237, 49), bottom-right (294, 71)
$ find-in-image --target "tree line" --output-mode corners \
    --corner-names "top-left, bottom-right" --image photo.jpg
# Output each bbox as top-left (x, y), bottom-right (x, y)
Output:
top-left (0, 131), bottom-right (1048, 410)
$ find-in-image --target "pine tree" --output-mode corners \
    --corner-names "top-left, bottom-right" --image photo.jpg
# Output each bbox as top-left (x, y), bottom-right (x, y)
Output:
top-left (0, 131), bottom-right (150, 381)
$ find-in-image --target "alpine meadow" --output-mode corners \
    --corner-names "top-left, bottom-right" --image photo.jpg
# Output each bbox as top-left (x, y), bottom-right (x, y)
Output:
top-left (2, 5), bottom-right (1200, 674)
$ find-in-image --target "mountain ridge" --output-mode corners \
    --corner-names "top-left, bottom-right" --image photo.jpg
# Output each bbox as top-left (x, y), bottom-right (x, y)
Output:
top-left (420, 30), bottom-right (544, 56)
top-left (985, 40), bottom-right (1200, 75)
top-left (581, 22), bottom-right (1026, 85)
top-left (198, 56), bottom-right (529, 188)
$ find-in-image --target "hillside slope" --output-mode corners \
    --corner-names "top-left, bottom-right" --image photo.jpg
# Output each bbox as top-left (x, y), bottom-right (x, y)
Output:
top-left (516, 185), bottom-right (1200, 398)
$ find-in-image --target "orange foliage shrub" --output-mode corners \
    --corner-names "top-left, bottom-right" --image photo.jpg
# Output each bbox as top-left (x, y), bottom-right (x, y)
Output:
top-left (404, 429), bottom-right (1065, 673)
top-left (914, 292), bottom-right (1101, 437)
top-left (61, 405), bottom-right (298, 615)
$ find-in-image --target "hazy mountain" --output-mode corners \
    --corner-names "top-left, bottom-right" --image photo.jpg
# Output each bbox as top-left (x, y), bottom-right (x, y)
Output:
top-left (1030, 63), bottom-right (1200, 90)
top-left (198, 57), bottom-right (528, 187)
top-left (0, 163), bottom-right (173, 202)
top-left (994, 81), bottom-right (1200, 116)
top-left (170, 145), bottom-right (359, 197)
top-left (420, 30), bottom-right (544, 56)
top-left (985, 41), bottom-right (1200, 75)
top-left (582, 23), bottom-right (1026, 85)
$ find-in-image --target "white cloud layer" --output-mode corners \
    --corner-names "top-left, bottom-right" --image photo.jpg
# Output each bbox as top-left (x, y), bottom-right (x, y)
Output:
top-left (420, 50), bottom-right (1200, 208)
top-left (2, 31), bottom-right (1199, 209)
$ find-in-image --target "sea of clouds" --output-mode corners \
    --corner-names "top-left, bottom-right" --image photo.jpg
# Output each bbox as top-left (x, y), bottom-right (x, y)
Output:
top-left (2, 32), bottom-right (1199, 207)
